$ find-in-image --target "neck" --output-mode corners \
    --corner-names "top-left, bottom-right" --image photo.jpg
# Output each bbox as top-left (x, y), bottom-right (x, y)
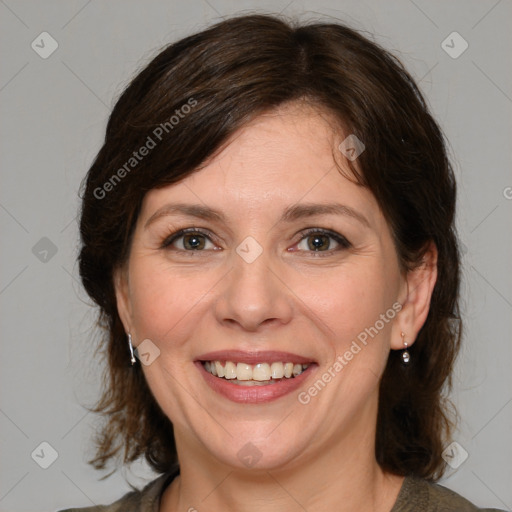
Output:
top-left (161, 425), bottom-right (404, 512)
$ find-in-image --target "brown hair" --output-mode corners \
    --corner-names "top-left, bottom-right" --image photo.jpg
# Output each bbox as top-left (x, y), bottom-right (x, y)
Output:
top-left (79, 14), bottom-right (461, 480)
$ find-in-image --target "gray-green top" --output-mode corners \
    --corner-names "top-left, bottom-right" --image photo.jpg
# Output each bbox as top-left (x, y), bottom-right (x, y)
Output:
top-left (60, 470), bottom-right (505, 512)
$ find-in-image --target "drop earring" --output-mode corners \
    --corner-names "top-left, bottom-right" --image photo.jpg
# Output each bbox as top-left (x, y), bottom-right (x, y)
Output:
top-left (128, 333), bottom-right (136, 365)
top-left (401, 332), bottom-right (410, 364)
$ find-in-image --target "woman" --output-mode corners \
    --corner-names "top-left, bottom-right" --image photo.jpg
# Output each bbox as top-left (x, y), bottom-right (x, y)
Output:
top-left (64, 14), bottom-right (503, 512)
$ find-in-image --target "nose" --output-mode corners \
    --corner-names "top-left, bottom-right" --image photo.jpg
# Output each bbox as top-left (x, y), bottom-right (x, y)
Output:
top-left (214, 251), bottom-right (294, 332)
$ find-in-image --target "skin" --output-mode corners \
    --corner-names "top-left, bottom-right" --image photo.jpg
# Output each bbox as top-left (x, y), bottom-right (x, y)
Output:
top-left (115, 101), bottom-right (437, 512)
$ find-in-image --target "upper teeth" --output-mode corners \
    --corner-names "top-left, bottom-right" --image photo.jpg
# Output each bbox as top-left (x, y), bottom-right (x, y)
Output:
top-left (203, 361), bottom-right (310, 381)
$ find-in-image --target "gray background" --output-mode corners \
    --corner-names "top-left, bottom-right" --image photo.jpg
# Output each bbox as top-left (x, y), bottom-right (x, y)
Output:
top-left (1, 1), bottom-right (511, 510)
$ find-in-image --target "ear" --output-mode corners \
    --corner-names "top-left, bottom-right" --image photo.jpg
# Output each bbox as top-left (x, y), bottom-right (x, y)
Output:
top-left (113, 264), bottom-right (133, 335)
top-left (391, 241), bottom-right (438, 350)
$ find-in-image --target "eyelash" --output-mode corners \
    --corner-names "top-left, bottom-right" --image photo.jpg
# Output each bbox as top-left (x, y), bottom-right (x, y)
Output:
top-left (161, 227), bottom-right (351, 255)
top-left (295, 228), bottom-right (352, 255)
top-left (161, 227), bottom-right (218, 252)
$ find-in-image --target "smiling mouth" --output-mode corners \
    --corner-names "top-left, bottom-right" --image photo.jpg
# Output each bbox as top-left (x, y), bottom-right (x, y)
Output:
top-left (201, 360), bottom-right (311, 386)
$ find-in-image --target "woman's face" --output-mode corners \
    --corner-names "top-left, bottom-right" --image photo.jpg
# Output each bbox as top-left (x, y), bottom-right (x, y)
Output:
top-left (115, 103), bottom-right (428, 471)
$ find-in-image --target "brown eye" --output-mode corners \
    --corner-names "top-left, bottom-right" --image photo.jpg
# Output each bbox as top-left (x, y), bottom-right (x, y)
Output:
top-left (163, 229), bottom-right (216, 251)
top-left (294, 229), bottom-right (351, 253)
top-left (306, 234), bottom-right (331, 251)
top-left (182, 233), bottom-right (206, 250)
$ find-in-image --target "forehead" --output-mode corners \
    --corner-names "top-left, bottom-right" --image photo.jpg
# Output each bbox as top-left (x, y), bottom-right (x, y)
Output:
top-left (140, 102), bottom-right (380, 227)
top-left (202, 101), bottom-right (345, 181)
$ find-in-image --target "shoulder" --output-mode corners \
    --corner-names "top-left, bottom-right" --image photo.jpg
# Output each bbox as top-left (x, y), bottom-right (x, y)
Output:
top-left (58, 471), bottom-right (176, 512)
top-left (393, 476), bottom-right (506, 512)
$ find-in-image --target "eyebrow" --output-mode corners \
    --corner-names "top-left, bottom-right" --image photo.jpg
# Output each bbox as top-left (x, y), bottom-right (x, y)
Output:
top-left (280, 203), bottom-right (370, 228)
top-left (144, 203), bottom-right (226, 228)
top-left (144, 202), bottom-right (370, 229)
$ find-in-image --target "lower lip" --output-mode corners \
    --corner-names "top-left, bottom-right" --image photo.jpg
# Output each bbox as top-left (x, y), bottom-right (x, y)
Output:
top-left (195, 361), bottom-right (317, 404)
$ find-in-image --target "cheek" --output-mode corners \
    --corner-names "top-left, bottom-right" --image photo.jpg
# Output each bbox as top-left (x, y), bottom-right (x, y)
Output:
top-left (127, 257), bottom-right (217, 345)
top-left (301, 265), bottom-right (395, 343)
top-left (130, 271), bottom-right (177, 336)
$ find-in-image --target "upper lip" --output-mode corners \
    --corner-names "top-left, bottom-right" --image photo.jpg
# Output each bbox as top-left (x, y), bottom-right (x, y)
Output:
top-left (195, 350), bottom-right (316, 365)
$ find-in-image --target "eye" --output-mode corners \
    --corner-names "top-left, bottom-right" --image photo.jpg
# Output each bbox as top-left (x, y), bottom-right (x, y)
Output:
top-left (162, 228), bottom-right (217, 251)
top-left (293, 229), bottom-right (351, 253)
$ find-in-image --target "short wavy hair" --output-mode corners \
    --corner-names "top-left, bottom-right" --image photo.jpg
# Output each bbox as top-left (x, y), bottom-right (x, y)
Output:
top-left (78, 13), bottom-right (461, 480)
